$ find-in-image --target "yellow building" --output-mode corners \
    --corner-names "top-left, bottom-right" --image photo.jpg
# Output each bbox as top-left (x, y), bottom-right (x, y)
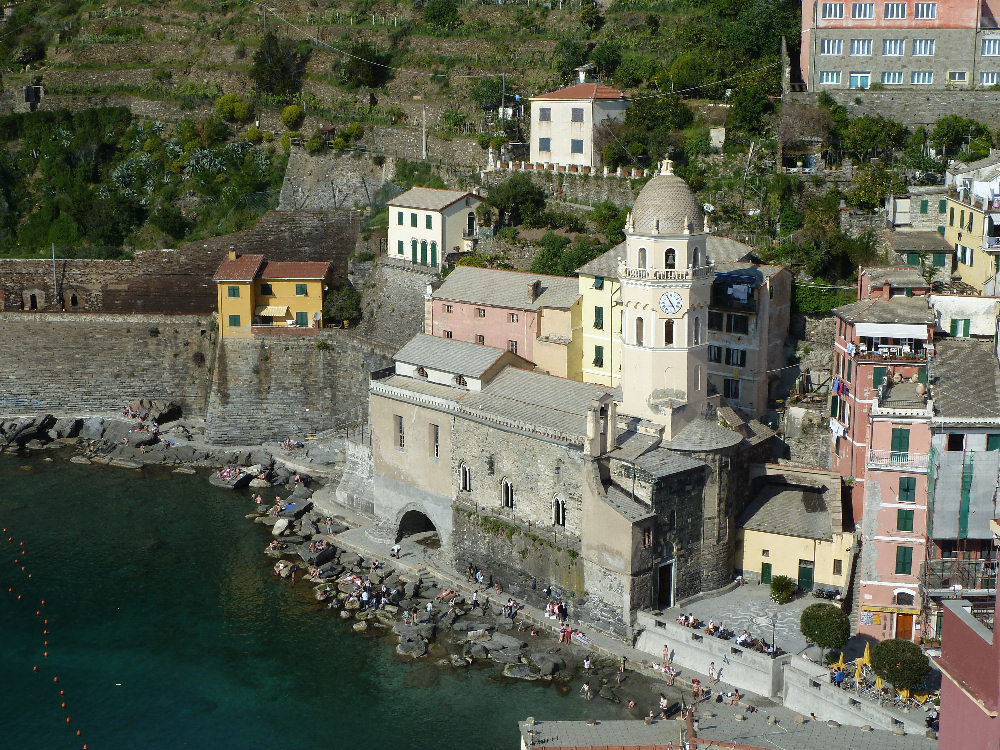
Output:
top-left (944, 191), bottom-right (1000, 292)
top-left (214, 252), bottom-right (331, 338)
top-left (576, 245), bottom-right (623, 387)
top-left (737, 470), bottom-right (854, 591)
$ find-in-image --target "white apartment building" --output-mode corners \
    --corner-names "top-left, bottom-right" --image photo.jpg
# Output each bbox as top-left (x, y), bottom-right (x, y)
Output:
top-left (387, 187), bottom-right (483, 271)
top-left (529, 82), bottom-right (629, 169)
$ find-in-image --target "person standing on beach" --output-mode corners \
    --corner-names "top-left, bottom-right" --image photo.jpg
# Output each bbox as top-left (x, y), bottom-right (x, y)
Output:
top-left (580, 681), bottom-right (592, 700)
top-left (426, 600), bottom-right (434, 622)
top-left (708, 662), bottom-right (716, 684)
top-left (663, 644), bottom-right (670, 664)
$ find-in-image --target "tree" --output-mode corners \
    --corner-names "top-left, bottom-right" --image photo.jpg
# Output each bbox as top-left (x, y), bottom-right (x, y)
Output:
top-left (930, 114), bottom-right (990, 158)
top-left (842, 114), bottom-right (906, 162)
top-left (486, 173), bottom-right (545, 226)
top-left (324, 283), bottom-right (362, 324)
top-left (579, 2), bottom-right (603, 32)
top-left (799, 603), bottom-right (850, 660)
top-left (280, 105), bottom-right (305, 130)
top-left (728, 79), bottom-right (774, 135)
top-left (424, 0), bottom-right (460, 28)
top-left (624, 95), bottom-right (693, 133)
top-left (470, 76), bottom-right (505, 112)
top-left (554, 39), bottom-right (586, 80)
top-left (590, 201), bottom-right (627, 244)
top-left (250, 31), bottom-right (309, 98)
top-left (770, 575), bottom-right (796, 604)
top-left (340, 41), bottom-right (390, 89)
top-left (848, 164), bottom-right (903, 213)
top-left (590, 41), bottom-right (621, 78)
top-left (871, 638), bottom-right (930, 689)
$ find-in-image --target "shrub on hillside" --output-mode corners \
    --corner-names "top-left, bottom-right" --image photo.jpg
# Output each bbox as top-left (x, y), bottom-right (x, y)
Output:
top-left (280, 105), bottom-right (304, 130)
top-left (871, 639), bottom-right (930, 689)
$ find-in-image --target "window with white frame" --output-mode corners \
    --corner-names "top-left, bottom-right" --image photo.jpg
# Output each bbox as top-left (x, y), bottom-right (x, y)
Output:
top-left (982, 38), bottom-right (1000, 56)
top-left (723, 378), bottom-right (741, 400)
top-left (500, 478), bottom-right (514, 509)
top-left (884, 2), bottom-right (905, 18)
top-left (883, 38), bottom-right (904, 55)
top-left (821, 38), bottom-right (843, 55)
top-left (913, 2), bottom-right (936, 18)
top-left (851, 38), bottom-right (873, 55)
top-left (822, 2), bottom-right (844, 18)
top-left (571, 107), bottom-right (584, 123)
top-left (819, 71), bottom-right (842, 84)
top-left (949, 71), bottom-right (968, 83)
top-left (538, 107), bottom-right (551, 122)
top-left (981, 71), bottom-right (1000, 85)
top-left (912, 38), bottom-right (935, 56)
top-left (882, 71), bottom-right (904, 84)
top-left (570, 139), bottom-right (584, 154)
top-left (538, 137), bottom-right (551, 152)
top-left (852, 2), bottom-right (874, 18)
top-left (911, 71), bottom-right (933, 84)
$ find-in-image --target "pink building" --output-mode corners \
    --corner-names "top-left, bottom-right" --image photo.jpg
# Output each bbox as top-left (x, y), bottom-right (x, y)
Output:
top-left (937, 584), bottom-right (1000, 747)
top-left (800, 0), bottom-right (1000, 91)
top-left (856, 266), bottom-right (930, 300)
top-left (424, 266), bottom-right (582, 379)
top-left (830, 295), bottom-right (935, 642)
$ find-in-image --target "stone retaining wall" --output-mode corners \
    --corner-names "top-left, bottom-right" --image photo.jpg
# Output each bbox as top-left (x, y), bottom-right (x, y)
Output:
top-left (635, 611), bottom-right (789, 698)
top-left (482, 168), bottom-right (642, 209)
top-left (355, 258), bottom-right (436, 348)
top-left (204, 329), bottom-right (393, 445)
top-left (786, 90), bottom-right (1000, 129)
top-left (0, 313), bottom-right (215, 417)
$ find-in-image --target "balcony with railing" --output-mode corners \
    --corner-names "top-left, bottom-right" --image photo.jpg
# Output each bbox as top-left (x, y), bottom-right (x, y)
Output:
top-left (866, 448), bottom-right (929, 471)
top-left (923, 558), bottom-right (998, 597)
top-left (618, 262), bottom-right (713, 281)
top-left (854, 337), bottom-right (931, 363)
top-left (871, 380), bottom-right (933, 417)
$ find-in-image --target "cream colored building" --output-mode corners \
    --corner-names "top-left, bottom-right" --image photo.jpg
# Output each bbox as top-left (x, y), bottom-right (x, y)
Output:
top-left (618, 159), bottom-right (711, 439)
top-left (576, 245), bottom-right (624, 387)
top-left (737, 466), bottom-right (854, 591)
top-left (387, 187), bottom-right (483, 271)
top-left (529, 82), bottom-right (629, 169)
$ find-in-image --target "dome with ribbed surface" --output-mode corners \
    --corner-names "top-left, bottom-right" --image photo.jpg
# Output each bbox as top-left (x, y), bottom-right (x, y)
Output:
top-left (629, 160), bottom-right (703, 236)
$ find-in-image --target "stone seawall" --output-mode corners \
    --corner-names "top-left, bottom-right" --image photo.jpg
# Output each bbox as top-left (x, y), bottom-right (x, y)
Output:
top-left (0, 313), bottom-right (215, 417)
top-left (204, 330), bottom-right (394, 445)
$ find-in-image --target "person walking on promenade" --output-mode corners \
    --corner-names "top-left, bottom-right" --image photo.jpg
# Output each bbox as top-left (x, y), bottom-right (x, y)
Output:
top-left (708, 661), bottom-right (716, 684)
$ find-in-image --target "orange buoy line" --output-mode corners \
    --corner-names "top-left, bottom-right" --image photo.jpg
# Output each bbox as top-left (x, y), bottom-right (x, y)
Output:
top-left (4, 528), bottom-right (91, 748)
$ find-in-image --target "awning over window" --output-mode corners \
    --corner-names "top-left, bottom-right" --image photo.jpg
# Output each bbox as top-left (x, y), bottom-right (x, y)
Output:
top-left (989, 212), bottom-right (1000, 225)
top-left (854, 323), bottom-right (929, 339)
top-left (255, 305), bottom-right (289, 317)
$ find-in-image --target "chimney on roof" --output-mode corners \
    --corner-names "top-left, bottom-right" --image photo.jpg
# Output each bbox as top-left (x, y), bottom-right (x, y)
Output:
top-left (228, 247), bottom-right (238, 260)
top-left (529, 279), bottom-right (542, 302)
top-left (575, 64), bottom-right (593, 84)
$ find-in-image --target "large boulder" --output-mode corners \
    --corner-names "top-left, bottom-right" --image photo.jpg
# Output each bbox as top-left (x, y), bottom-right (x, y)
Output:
top-left (503, 664), bottom-right (541, 680)
top-left (491, 648), bottom-right (524, 665)
top-left (272, 519), bottom-right (290, 537)
top-left (278, 500), bottom-right (313, 520)
top-left (392, 622), bottom-right (436, 641)
top-left (290, 484), bottom-right (313, 501)
top-left (530, 653), bottom-right (565, 677)
top-left (484, 633), bottom-right (526, 651)
top-left (52, 417), bottom-right (82, 439)
top-left (396, 640), bottom-right (427, 658)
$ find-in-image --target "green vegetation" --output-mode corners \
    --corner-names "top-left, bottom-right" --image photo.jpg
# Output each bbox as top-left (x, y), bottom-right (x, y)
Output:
top-left (799, 603), bottom-right (850, 659)
top-left (280, 105), bottom-right (305, 131)
top-left (530, 232), bottom-right (609, 277)
top-left (323, 283), bottom-right (362, 324)
top-left (769, 575), bottom-right (796, 604)
top-left (487, 174), bottom-right (546, 227)
top-left (871, 638), bottom-right (931, 689)
top-left (250, 32), bottom-right (310, 99)
top-left (0, 107), bottom-right (286, 258)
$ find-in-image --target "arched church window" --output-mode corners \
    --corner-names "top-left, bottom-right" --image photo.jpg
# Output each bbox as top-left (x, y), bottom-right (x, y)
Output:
top-left (501, 478), bottom-right (514, 509)
top-left (460, 463), bottom-right (472, 492)
top-left (637, 247), bottom-right (647, 269)
top-left (553, 498), bottom-right (566, 527)
top-left (664, 319), bottom-right (674, 346)
top-left (635, 316), bottom-right (645, 346)
top-left (693, 317), bottom-right (701, 345)
top-left (664, 249), bottom-right (675, 269)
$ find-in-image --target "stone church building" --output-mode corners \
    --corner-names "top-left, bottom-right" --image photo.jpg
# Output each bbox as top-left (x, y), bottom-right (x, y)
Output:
top-left (358, 162), bottom-right (777, 635)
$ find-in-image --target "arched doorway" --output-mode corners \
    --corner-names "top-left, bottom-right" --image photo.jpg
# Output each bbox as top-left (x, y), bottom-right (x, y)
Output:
top-left (397, 508), bottom-right (440, 549)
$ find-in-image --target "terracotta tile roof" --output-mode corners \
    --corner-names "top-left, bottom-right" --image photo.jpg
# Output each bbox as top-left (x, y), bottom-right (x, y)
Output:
top-left (532, 82), bottom-right (626, 101)
top-left (260, 261), bottom-right (331, 280)
top-left (213, 253), bottom-right (265, 282)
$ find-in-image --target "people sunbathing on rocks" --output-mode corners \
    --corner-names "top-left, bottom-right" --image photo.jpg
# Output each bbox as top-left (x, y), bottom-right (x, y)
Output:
top-left (280, 438), bottom-right (304, 451)
top-left (216, 466), bottom-right (240, 481)
top-left (436, 588), bottom-right (458, 600)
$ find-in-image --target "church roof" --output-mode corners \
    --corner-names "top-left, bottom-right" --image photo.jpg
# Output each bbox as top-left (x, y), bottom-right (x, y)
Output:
top-left (394, 334), bottom-right (510, 378)
top-left (629, 162), bottom-right (703, 236)
top-left (661, 416), bottom-right (744, 452)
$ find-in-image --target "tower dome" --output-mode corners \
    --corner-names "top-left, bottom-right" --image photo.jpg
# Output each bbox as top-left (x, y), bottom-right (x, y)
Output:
top-left (629, 159), bottom-right (704, 236)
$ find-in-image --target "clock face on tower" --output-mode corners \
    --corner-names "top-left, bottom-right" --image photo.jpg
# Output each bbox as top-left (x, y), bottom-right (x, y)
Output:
top-left (659, 291), bottom-right (683, 315)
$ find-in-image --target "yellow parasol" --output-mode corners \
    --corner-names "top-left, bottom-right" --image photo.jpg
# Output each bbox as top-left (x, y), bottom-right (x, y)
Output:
top-left (854, 661), bottom-right (863, 681)
top-left (899, 686), bottom-right (911, 700)
top-left (875, 676), bottom-right (883, 691)
top-left (862, 642), bottom-right (872, 667)
top-left (834, 651), bottom-right (846, 669)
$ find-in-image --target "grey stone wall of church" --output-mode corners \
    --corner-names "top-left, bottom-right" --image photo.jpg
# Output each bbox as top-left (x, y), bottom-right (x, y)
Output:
top-left (650, 465), bottom-right (711, 604)
top-left (451, 418), bottom-right (590, 536)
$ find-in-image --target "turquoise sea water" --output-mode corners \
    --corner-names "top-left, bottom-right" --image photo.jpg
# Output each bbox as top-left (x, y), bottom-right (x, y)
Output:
top-left (0, 454), bottom-right (623, 750)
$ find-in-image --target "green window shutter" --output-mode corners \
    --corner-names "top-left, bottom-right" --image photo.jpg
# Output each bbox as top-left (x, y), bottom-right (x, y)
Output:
top-left (831, 395), bottom-right (840, 417)
top-left (920, 199), bottom-right (928, 214)
top-left (907, 253), bottom-right (919, 266)
top-left (891, 427), bottom-right (910, 454)
top-left (594, 345), bottom-right (604, 367)
top-left (939, 199), bottom-right (947, 213)
top-left (895, 546), bottom-right (913, 575)
top-left (873, 366), bottom-right (887, 388)
top-left (933, 252), bottom-right (945, 267)
top-left (950, 207), bottom-right (954, 225)
top-left (411, 240), bottom-right (418, 263)
top-left (594, 276), bottom-right (604, 290)
top-left (917, 367), bottom-right (927, 384)
top-left (897, 508), bottom-right (914, 531)
top-left (228, 285), bottom-right (240, 298)
top-left (899, 476), bottom-right (916, 502)
top-left (295, 311), bottom-right (308, 327)
top-left (950, 318), bottom-right (959, 336)
top-left (594, 306), bottom-right (604, 329)
top-left (937, 226), bottom-right (945, 236)
top-left (846, 359), bottom-right (852, 382)
top-left (411, 213), bottom-right (417, 227)
top-left (426, 214), bottom-right (432, 229)
top-left (228, 314), bottom-right (240, 328)
top-left (295, 284), bottom-right (307, 296)
top-left (397, 240), bottom-right (404, 254)
top-left (397, 212), bottom-right (403, 225)
top-left (964, 319), bottom-right (971, 336)
top-left (987, 434), bottom-right (1000, 451)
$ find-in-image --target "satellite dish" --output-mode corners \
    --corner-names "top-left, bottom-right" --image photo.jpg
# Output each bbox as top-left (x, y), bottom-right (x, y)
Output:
top-left (313, 312), bottom-right (321, 320)
top-left (703, 203), bottom-right (715, 213)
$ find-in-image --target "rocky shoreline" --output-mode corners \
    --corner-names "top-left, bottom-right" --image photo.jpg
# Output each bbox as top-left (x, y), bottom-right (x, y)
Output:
top-left (0, 410), bottom-right (682, 718)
